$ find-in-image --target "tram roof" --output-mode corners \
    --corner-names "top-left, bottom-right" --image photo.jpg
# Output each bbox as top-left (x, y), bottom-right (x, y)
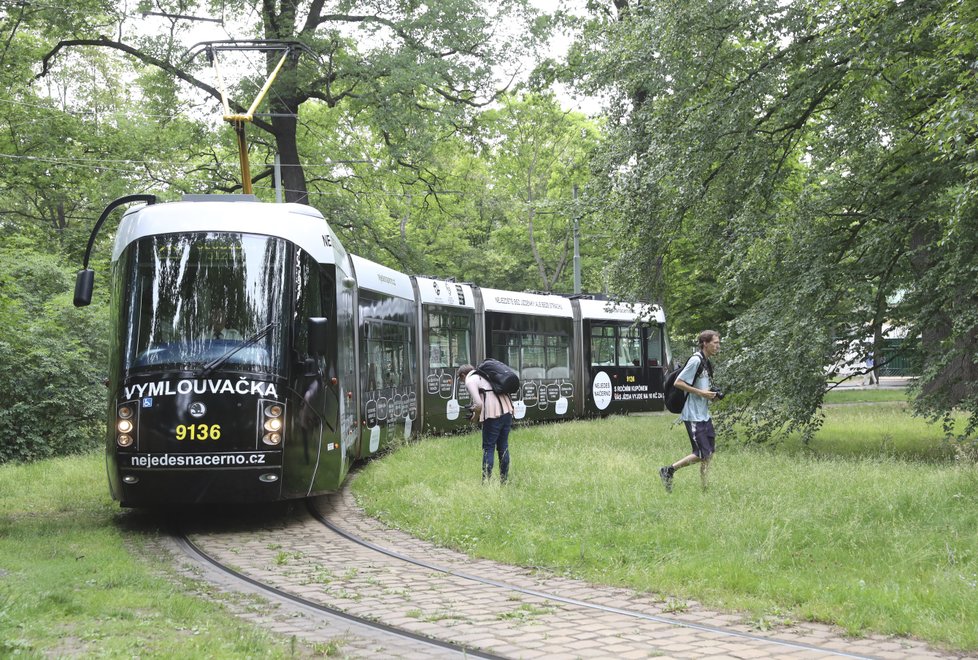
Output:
top-left (350, 255), bottom-right (414, 300)
top-left (414, 277), bottom-right (476, 309)
top-left (577, 298), bottom-right (665, 324)
top-left (111, 197), bottom-right (347, 265)
top-left (479, 288), bottom-right (574, 318)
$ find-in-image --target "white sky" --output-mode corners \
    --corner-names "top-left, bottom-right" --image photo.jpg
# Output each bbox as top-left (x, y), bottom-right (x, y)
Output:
top-left (531, 0), bottom-right (602, 115)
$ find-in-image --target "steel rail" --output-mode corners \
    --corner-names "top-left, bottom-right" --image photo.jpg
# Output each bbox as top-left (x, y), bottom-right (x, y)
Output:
top-left (172, 527), bottom-right (503, 660)
top-left (307, 499), bottom-right (879, 660)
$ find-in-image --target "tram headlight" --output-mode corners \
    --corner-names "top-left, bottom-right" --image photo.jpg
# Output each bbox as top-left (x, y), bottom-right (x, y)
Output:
top-left (116, 402), bottom-right (137, 448)
top-left (259, 400), bottom-right (284, 446)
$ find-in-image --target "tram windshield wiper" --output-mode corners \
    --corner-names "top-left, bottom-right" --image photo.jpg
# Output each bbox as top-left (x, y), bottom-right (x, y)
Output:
top-left (196, 322), bottom-right (278, 379)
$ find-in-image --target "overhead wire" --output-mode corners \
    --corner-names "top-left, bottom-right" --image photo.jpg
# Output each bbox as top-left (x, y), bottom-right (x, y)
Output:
top-left (0, 96), bottom-right (212, 122)
top-left (0, 151), bottom-right (377, 172)
top-left (2, 17), bottom-right (477, 201)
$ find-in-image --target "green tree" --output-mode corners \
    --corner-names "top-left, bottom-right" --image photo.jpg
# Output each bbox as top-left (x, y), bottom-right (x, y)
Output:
top-left (0, 7), bottom-right (213, 461)
top-left (0, 242), bottom-right (110, 463)
top-left (572, 0), bottom-right (978, 443)
top-left (476, 92), bottom-right (600, 292)
top-left (0, 7), bottom-right (222, 254)
top-left (34, 0), bottom-right (543, 205)
top-left (291, 91), bottom-right (605, 294)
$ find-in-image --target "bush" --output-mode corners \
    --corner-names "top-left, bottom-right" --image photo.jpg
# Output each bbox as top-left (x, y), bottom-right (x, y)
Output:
top-left (0, 247), bottom-right (109, 463)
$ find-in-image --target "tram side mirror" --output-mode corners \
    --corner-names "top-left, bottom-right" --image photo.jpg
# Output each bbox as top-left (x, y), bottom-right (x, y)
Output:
top-left (73, 269), bottom-right (95, 307)
top-left (307, 317), bottom-right (329, 355)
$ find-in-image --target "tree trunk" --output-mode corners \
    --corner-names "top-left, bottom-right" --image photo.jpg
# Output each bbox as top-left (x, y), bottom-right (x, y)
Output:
top-left (271, 113), bottom-right (308, 205)
top-left (911, 226), bottom-right (978, 404)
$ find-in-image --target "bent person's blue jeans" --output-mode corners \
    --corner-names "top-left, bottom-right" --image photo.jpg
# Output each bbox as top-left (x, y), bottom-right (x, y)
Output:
top-left (481, 412), bottom-right (512, 482)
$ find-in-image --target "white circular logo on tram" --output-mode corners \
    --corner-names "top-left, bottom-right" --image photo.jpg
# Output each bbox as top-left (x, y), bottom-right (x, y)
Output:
top-left (555, 397), bottom-right (568, 415)
top-left (189, 402), bottom-right (207, 418)
top-left (592, 371), bottom-right (612, 411)
top-left (513, 400), bottom-right (527, 419)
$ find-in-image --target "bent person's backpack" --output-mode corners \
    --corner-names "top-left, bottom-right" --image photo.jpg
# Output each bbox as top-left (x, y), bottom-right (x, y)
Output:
top-left (474, 358), bottom-right (520, 396)
top-left (663, 352), bottom-right (707, 414)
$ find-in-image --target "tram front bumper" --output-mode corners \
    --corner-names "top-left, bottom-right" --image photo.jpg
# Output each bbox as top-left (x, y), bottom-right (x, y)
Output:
top-left (115, 466), bottom-right (284, 507)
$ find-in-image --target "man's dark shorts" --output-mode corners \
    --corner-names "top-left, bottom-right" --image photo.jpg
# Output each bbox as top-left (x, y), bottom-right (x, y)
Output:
top-left (684, 420), bottom-right (716, 459)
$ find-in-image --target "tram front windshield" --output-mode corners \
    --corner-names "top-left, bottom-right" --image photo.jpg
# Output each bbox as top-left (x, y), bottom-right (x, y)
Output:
top-left (122, 233), bottom-right (288, 375)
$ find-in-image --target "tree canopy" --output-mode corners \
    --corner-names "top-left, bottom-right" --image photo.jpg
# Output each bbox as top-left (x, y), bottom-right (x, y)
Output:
top-left (572, 0), bottom-right (978, 442)
top-left (2, 0), bottom-right (976, 462)
top-left (32, 0), bottom-right (544, 204)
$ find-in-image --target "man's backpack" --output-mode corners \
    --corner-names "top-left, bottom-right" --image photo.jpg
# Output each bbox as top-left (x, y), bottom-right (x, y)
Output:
top-left (474, 358), bottom-right (520, 396)
top-left (663, 352), bottom-right (708, 414)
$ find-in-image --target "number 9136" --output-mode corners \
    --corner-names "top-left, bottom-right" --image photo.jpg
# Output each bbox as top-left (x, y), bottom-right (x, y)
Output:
top-left (175, 424), bottom-right (222, 441)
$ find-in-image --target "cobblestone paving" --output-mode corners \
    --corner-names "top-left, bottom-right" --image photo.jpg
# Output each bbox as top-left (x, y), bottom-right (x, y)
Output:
top-left (162, 521), bottom-right (465, 659)
top-left (180, 487), bottom-right (972, 660)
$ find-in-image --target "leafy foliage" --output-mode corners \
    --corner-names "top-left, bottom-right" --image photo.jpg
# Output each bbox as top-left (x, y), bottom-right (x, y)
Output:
top-left (573, 0), bottom-right (978, 445)
top-left (478, 93), bottom-right (599, 292)
top-left (0, 1), bottom-right (600, 463)
top-left (0, 244), bottom-right (109, 463)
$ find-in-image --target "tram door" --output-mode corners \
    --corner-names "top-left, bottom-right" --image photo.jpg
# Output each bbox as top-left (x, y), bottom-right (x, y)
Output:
top-left (587, 321), bottom-right (667, 414)
top-left (643, 324), bottom-right (667, 411)
top-left (336, 265), bottom-right (359, 468)
top-left (421, 306), bottom-right (475, 433)
top-left (285, 255), bottom-right (345, 497)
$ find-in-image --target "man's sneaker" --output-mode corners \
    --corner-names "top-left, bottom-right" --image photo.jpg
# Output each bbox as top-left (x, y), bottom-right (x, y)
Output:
top-left (659, 466), bottom-right (674, 493)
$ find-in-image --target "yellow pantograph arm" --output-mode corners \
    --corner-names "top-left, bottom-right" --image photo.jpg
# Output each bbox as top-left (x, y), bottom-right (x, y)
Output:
top-left (219, 49), bottom-right (291, 122)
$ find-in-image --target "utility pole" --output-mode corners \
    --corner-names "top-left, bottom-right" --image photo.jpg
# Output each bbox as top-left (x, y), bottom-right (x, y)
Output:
top-left (274, 154), bottom-right (283, 203)
top-left (573, 185), bottom-right (582, 294)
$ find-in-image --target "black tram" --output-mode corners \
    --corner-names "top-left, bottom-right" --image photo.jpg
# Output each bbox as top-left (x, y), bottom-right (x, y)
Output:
top-left (476, 288), bottom-right (577, 423)
top-left (577, 298), bottom-right (668, 416)
top-left (75, 195), bottom-right (671, 506)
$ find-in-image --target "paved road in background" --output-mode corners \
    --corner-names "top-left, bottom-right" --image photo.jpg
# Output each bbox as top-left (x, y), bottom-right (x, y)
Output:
top-left (831, 376), bottom-right (912, 390)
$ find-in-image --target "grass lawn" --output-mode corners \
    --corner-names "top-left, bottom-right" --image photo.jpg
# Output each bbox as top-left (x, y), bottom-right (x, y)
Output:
top-left (0, 455), bottom-right (318, 658)
top-left (2, 398), bottom-right (973, 655)
top-left (823, 387), bottom-right (909, 405)
top-left (353, 404), bottom-right (978, 652)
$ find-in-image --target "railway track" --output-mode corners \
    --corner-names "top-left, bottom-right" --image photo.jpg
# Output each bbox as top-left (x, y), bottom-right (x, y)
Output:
top-left (304, 500), bottom-right (877, 660)
top-left (170, 489), bottom-right (958, 660)
top-left (171, 529), bottom-right (498, 659)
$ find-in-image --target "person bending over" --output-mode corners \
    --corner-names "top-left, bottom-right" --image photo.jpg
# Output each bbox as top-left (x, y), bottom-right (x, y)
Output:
top-left (458, 364), bottom-right (515, 483)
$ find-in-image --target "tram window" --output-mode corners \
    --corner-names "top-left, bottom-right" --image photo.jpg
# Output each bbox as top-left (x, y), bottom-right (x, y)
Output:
top-left (646, 326), bottom-right (664, 366)
top-left (427, 312), bottom-right (471, 369)
top-left (293, 252), bottom-right (323, 355)
top-left (492, 334), bottom-right (521, 373)
top-left (521, 333), bottom-right (546, 378)
top-left (491, 331), bottom-right (568, 380)
top-left (364, 319), bottom-right (414, 390)
top-left (545, 335), bottom-right (569, 378)
top-left (123, 233), bottom-right (287, 374)
top-left (590, 326), bottom-right (616, 366)
top-left (618, 327), bottom-right (642, 366)
top-left (545, 335), bottom-right (569, 376)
